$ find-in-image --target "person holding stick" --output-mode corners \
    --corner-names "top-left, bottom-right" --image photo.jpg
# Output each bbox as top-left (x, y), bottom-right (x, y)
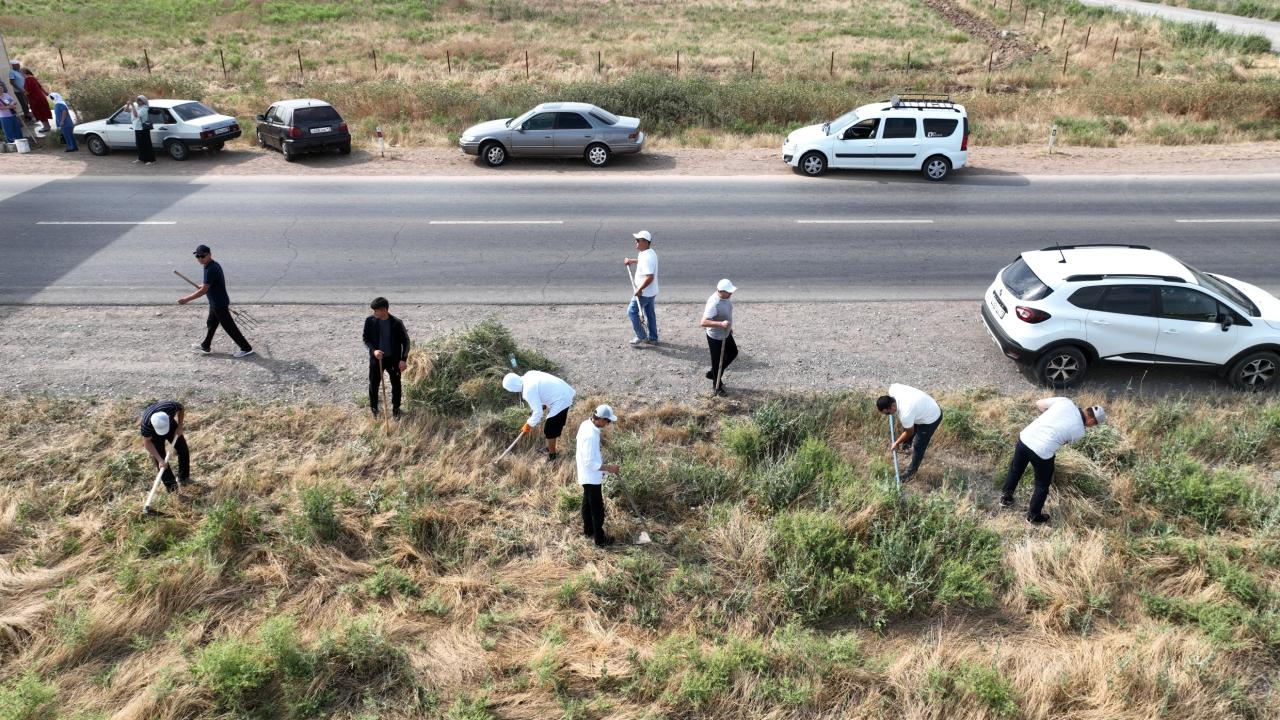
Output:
top-left (503, 370), bottom-right (576, 462)
top-left (362, 296), bottom-right (411, 419)
top-left (624, 230), bottom-right (659, 347)
top-left (877, 384), bottom-right (943, 482)
top-left (179, 244), bottom-right (255, 358)
top-left (576, 404), bottom-right (620, 547)
top-left (139, 399), bottom-right (190, 514)
top-left (700, 279), bottom-right (737, 396)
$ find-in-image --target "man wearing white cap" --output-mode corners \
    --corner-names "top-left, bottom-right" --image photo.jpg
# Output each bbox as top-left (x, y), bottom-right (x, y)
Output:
top-left (624, 230), bottom-right (659, 347)
top-left (700, 279), bottom-right (737, 395)
top-left (1000, 397), bottom-right (1106, 525)
top-left (576, 404), bottom-right (621, 546)
top-left (139, 399), bottom-right (190, 494)
top-left (503, 370), bottom-right (576, 461)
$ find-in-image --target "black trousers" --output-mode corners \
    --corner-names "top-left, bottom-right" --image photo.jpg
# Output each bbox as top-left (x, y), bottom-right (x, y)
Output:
top-left (134, 129), bottom-right (156, 162)
top-left (203, 306), bottom-right (251, 352)
top-left (1001, 439), bottom-right (1056, 517)
top-left (368, 356), bottom-right (402, 413)
top-left (706, 334), bottom-right (739, 389)
top-left (581, 483), bottom-right (606, 544)
top-left (150, 435), bottom-right (190, 492)
top-left (903, 412), bottom-right (943, 477)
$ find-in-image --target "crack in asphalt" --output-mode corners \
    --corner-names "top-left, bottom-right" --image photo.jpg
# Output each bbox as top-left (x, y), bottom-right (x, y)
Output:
top-left (390, 221), bottom-right (406, 268)
top-left (256, 216), bottom-right (300, 303)
top-left (541, 219), bottom-right (604, 301)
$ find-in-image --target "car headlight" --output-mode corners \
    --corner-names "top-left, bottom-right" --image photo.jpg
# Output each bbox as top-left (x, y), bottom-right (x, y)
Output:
top-left (461, 135), bottom-right (475, 143)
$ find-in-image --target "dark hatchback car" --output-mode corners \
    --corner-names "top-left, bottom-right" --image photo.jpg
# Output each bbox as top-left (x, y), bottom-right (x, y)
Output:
top-left (254, 99), bottom-right (351, 161)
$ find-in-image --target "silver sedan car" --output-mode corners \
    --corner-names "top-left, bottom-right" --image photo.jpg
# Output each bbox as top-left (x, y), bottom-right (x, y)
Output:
top-left (459, 102), bottom-right (644, 168)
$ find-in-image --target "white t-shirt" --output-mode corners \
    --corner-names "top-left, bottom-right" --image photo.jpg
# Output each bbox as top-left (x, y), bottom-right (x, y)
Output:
top-left (888, 383), bottom-right (941, 428)
top-left (520, 370), bottom-right (575, 427)
top-left (635, 248), bottom-right (659, 297)
top-left (1019, 397), bottom-right (1085, 460)
top-left (575, 419), bottom-right (604, 485)
top-left (703, 293), bottom-right (732, 340)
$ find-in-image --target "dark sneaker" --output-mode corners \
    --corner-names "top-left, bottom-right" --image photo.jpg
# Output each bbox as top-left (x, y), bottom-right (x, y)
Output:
top-left (392, 409), bottom-right (402, 420)
top-left (595, 535), bottom-right (616, 547)
top-left (713, 386), bottom-right (727, 397)
top-left (999, 495), bottom-right (1015, 508)
top-left (705, 370), bottom-right (715, 380)
top-left (1027, 513), bottom-right (1051, 525)
top-left (179, 476), bottom-right (196, 487)
top-left (547, 452), bottom-right (559, 462)
top-left (191, 344), bottom-right (211, 355)
top-left (536, 447), bottom-right (549, 455)
top-left (583, 530), bottom-right (594, 538)
top-left (900, 470), bottom-right (916, 482)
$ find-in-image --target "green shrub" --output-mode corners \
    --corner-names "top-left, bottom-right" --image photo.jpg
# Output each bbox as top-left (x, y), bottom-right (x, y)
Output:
top-left (361, 564), bottom-right (421, 599)
top-left (191, 635), bottom-right (275, 714)
top-left (447, 693), bottom-right (496, 720)
top-left (1168, 21), bottom-right (1273, 54)
top-left (405, 317), bottom-right (555, 416)
top-left (313, 617), bottom-right (414, 709)
top-left (294, 485), bottom-right (339, 542)
top-left (1135, 452), bottom-right (1264, 530)
top-left (942, 408), bottom-right (1008, 457)
top-left (189, 499), bottom-right (260, 559)
top-left (668, 452), bottom-right (737, 507)
top-left (590, 554), bottom-right (668, 628)
top-left (63, 74), bottom-right (207, 123)
top-left (925, 661), bottom-right (1019, 718)
top-left (722, 418), bottom-right (766, 465)
top-left (0, 670), bottom-right (57, 720)
top-left (747, 458), bottom-right (812, 513)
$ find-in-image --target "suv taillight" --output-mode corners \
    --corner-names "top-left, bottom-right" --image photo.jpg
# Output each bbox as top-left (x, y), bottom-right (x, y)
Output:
top-left (338, 122), bottom-right (348, 133)
top-left (961, 131), bottom-right (969, 151)
top-left (628, 131), bottom-right (638, 140)
top-left (1015, 306), bottom-right (1051, 323)
top-left (287, 126), bottom-right (302, 138)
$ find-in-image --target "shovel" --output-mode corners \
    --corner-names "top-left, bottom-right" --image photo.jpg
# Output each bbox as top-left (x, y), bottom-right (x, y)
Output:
top-left (143, 448), bottom-right (173, 517)
top-left (889, 415), bottom-right (902, 490)
top-left (625, 264), bottom-right (648, 341)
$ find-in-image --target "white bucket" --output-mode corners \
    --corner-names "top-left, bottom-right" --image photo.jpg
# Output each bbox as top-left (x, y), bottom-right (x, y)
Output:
top-left (14, 138), bottom-right (30, 154)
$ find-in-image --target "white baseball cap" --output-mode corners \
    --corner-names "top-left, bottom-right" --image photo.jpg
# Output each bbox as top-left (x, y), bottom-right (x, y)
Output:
top-left (594, 404), bottom-right (618, 422)
top-left (151, 412), bottom-right (171, 436)
top-left (1090, 405), bottom-right (1107, 425)
top-left (716, 278), bottom-right (737, 293)
top-left (502, 372), bottom-right (523, 393)
top-left (632, 230), bottom-right (652, 243)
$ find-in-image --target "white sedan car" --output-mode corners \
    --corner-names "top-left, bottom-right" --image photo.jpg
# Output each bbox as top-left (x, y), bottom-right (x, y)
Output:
top-left (74, 99), bottom-right (241, 161)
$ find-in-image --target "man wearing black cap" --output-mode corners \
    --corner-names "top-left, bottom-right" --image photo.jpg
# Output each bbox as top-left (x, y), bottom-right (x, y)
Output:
top-left (362, 296), bottom-right (411, 418)
top-left (179, 245), bottom-right (254, 358)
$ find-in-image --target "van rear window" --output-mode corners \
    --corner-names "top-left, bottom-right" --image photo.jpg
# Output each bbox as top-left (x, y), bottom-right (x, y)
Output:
top-left (923, 119), bottom-right (958, 138)
top-left (1001, 258), bottom-right (1052, 300)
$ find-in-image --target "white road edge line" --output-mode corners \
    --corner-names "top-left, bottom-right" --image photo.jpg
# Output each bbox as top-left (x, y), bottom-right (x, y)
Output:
top-left (428, 220), bottom-right (564, 225)
top-left (37, 221), bottom-right (177, 225)
top-left (796, 219), bottom-right (934, 224)
top-left (1175, 219), bottom-right (1280, 223)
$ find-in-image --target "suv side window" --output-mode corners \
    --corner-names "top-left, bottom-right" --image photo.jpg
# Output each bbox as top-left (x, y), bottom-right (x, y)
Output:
top-left (555, 112), bottom-right (592, 130)
top-left (843, 118), bottom-right (879, 140)
top-left (923, 119), bottom-right (958, 138)
top-left (1095, 285), bottom-right (1155, 316)
top-left (523, 113), bottom-right (555, 131)
top-left (1159, 287), bottom-right (1221, 323)
top-left (1068, 286), bottom-right (1105, 310)
top-left (882, 118), bottom-right (918, 139)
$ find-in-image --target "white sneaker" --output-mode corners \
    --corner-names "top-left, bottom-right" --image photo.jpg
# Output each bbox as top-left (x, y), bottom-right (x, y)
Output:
top-left (191, 344), bottom-right (210, 354)
top-left (233, 349), bottom-right (255, 358)
top-left (629, 337), bottom-right (646, 347)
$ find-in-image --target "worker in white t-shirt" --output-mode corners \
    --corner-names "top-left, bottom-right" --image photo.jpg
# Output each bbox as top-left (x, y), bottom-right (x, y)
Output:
top-left (503, 370), bottom-right (576, 462)
top-left (876, 383), bottom-right (943, 481)
top-left (624, 230), bottom-right (659, 347)
top-left (1000, 397), bottom-right (1106, 525)
top-left (576, 404), bottom-right (620, 547)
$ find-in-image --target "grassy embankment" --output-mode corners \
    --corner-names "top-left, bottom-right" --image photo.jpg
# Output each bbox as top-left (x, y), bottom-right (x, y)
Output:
top-left (2, 319), bottom-right (1279, 719)
top-left (1, 0), bottom-right (1278, 150)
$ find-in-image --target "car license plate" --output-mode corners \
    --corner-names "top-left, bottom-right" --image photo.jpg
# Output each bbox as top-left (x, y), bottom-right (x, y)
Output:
top-left (988, 292), bottom-right (1006, 319)
top-left (215, 127), bottom-right (229, 135)
top-left (311, 126), bottom-right (331, 134)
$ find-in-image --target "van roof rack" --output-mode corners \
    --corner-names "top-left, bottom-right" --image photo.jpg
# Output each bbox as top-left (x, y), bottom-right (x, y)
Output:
top-left (1037, 243), bottom-right (1151, 251)
top-left (1065, 273), bottom-right (1185, 283)
top-left (889, 93), bottom-right (957, 110)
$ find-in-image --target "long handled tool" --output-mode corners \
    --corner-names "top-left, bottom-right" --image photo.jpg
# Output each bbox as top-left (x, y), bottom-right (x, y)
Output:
top-left (173, 270), bottom-right (262, 329)
top-left (491, 432), bottom-right (524, 465)
top-left (143, 448), bottom-right (173, 517)
top-left (610, 473), bottom-right (653, 545)
top-left (889, 415), bottom-right (902, 489)
top-left (378, 356), bottom-right (392, 422)
top-left (713, 327), bottom-right (732, 394)
top-left (625, 264), bottom-right (648, 340)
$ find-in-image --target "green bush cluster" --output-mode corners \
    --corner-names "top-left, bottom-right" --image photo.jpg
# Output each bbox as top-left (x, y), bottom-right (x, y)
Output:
top-left (725, 398), bottom-right (835, 466)
top-left (589, 553), bottom-right (668, 628)
top-left (405, 317), bottom-right (555, 416)
top-left (63, 74), bottom-right (207, 123)
top-left (292, 485), bottom-right (340, 543)
top-left (925, 660), bottom-right (1020, 718)
top-left (0, 670), bottom-right (57, 720)
top-left (1168, 21), bottom-right (1274, 54)
top-left (1135, 452), bottom-right (1268, 530)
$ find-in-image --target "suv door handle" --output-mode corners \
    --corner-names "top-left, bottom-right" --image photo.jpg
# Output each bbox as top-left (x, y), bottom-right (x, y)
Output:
top-left (1090, 320), bottom-right (1110, 326)
top-left (1162, 329), bottom-right (1180, 334)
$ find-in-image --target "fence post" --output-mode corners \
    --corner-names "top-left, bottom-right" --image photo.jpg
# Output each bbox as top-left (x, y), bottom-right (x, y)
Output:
top-left (219, 48), bottom-right (228, 82)
top-left (58, 47), bottom-right (66, 71)
top-left (1062, 49), bottom-right (1069, 74)
top-left (1007, 0), bottom-right (1013, 12)
top-left (372, 49), bottom-right (378, 73)
top-left (1023, 6), bottom-right (1029, 24)
top-left (1040, 12), bottom-right (1047, 31)
top-left (1136, 46), bottom-right (1143, 77)
top-left (297, 49), bottom-right (304, 81)
top-left (525, 50), bottom-right (529, 80)
top-left (988, 50), bottom-right (994, 72)
top-left (676, 50), bottom-right (680, 75)
top-left (598, 50), bottom-right (602, 73)
top-left (906, 51), bottom-right (911, 70)
top-left (750, 50), bottom-right (755, 74)
top-left (1060, 18), bottom-right (1067, 37)
top-left (447, 50), bottom-right (452, 74)
top-left (144, 49), bottom-right (151, 74)
top-left (830, 50), bottom-right (835, 77)
top-left (1084, 26), bottom-right (1091, 49)
top-left (1111, 37), bottom-right (1118, 61)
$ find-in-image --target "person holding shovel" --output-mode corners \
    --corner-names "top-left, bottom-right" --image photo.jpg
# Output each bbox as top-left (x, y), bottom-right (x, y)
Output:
top-left (503, 370), bottom-right (576, 462)
top-left (1001, 397), bottom-right (1106, 525)
top-left (624, 230), bottom-right (659, 347)
top-left (700, 279), bottom-right (737, 396)
top-left (362, 296), bottom-right (411, 419)
top-left (877, 383), bottom-right (943, 482)
top-left (576, 404), bottom-right (620, 547)
top-left (180, 244), bottom-right (254, 358)
top-left (139, 399), bottom-right (190, 497)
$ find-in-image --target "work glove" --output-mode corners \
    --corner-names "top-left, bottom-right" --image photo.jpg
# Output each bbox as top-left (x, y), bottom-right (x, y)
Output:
top-left (521, 423), bottom-right (531, 434)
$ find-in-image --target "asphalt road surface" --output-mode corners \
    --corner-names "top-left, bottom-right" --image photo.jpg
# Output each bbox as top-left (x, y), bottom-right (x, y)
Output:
top-left (1077, 0), bottom-right (1280, 50)
top-left (2, 174), bottom-right (1279, 306)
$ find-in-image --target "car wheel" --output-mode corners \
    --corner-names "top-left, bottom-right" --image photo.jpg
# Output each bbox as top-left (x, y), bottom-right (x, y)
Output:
top-left (481, 141), bottom-right (506, 167)
top-left (86, 134), bottom-right (109, 156)
top-left (1228, 350), bottom-right (1278, 391)
top-left (165, 140), bottom-right (190, 161)
top-left (799, 151), bottom-right (827, 177)
top-left (1035, 346), bottom-right (1088, 388)
top-left (922, 155), bottom-right (951, 181)
top-left (282, 143), bottom-right (298, 162)
top-left (256, 131), bottom-right (267, 148)
top-left (338, 142), bottom-right (351, 155)
top-left (585, 143), bottom-right (611, 167)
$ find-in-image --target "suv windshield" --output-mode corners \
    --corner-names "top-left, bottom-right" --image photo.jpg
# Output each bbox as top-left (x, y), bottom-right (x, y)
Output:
top-left (1001, 257), bottom-right (1053, 300)
top-left (172, 102), bottom-right (216, 121)
top-left (1185, 264), bottom-right (1260, 316)
top-left (824, 109), bottom-right (859, 135)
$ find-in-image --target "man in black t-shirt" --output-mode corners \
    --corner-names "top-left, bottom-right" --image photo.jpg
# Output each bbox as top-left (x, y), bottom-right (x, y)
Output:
top-left (361, 296), bottom-right (411, 418)
top-left (179, 244), bottom-right (254, 358)
top-left (139, 399), bottom-right (190, 493)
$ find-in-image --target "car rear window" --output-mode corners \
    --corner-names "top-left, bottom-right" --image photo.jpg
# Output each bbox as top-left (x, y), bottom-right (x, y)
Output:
top-left (1001, 258), bottom-right (1052, 300)
top-left (589, 109), bottom-right (619, 125)
top-left (1068, 286), bottom-right (1105, 309)
top-left (172, 102), bottom-right (216, 121)
top-left (294, 106), bottom-right (342, 123)
top-left (923, 119), bottom-right (958, 138)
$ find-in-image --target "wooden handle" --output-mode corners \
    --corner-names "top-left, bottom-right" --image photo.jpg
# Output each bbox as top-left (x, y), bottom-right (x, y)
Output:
top-left (173, 269), bottom-right (199, 288)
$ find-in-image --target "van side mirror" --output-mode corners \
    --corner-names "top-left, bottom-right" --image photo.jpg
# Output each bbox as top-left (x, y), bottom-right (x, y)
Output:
top-left (1219, 313), bottom-right (1233, 331)
top-left (254, 114), bottom-right (266, 122)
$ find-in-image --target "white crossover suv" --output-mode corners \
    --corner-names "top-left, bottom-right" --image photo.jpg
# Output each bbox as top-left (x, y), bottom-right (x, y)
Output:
top-left (782, 94), bottom-right (968, 181)
top-left (981, 244), bottom-right (1280, 390)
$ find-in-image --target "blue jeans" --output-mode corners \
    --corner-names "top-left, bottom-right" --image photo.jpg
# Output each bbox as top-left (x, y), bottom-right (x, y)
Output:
top-left (628, 295), bottom-right (657, 341)
top-left (0, 115), bottom-right (20, 143)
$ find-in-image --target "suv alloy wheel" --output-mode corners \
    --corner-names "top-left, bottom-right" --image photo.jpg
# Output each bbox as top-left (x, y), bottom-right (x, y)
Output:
top-left (1035, 346), bottom-right (1087, 388)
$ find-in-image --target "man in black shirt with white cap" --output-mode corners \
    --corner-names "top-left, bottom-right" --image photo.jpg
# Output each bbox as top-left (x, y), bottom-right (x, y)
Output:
top-left (140, 399), bottom-right (190, 495)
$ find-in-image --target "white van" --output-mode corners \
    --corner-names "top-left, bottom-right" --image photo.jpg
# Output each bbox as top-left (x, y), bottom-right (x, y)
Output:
top-left (782, 95), bottom-right (969, 181)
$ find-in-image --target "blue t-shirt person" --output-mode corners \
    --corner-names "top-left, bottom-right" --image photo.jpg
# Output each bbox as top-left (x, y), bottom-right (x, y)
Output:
top-left (203, 260), bottom-right (231, 307)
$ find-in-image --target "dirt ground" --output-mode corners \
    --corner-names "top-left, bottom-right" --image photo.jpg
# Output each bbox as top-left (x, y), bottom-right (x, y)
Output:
top-left (0, 303), bottom-right (1244, 409)
top-left (4, 140), bottom-right (1280, 177)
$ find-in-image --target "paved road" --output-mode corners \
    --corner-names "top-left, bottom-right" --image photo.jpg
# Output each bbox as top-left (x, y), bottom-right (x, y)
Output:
top-left (1077, 0), bottom-right (1280, 49)
top-left (2, 174), bottom-right (1279, 305)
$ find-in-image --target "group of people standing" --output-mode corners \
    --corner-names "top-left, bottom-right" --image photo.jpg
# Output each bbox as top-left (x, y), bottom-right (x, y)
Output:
top-left (2, 59), bottom-right (78, 151)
